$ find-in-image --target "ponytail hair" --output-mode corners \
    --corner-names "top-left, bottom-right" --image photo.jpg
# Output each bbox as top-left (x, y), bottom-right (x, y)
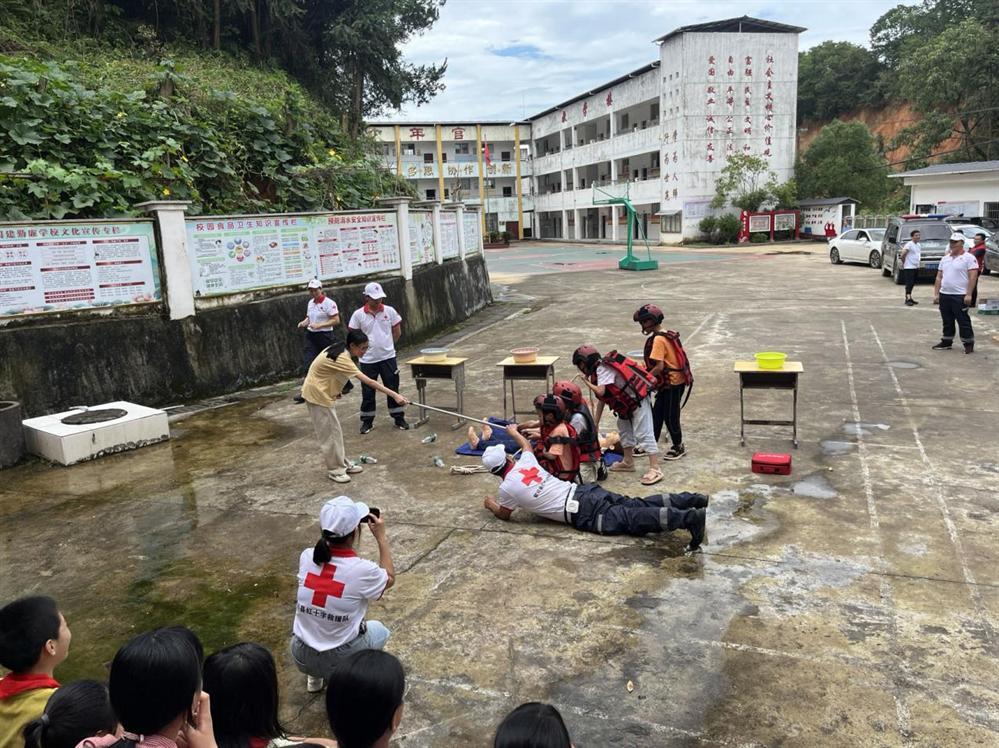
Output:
top-left (312, 529), bottom-right (355, 565)
top-left (23, 680), bottom-right (117, 748)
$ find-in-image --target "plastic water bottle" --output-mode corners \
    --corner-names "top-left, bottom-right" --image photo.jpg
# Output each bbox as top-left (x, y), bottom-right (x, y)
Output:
top-left (432, 456), bottom-right (445, 468)
top-left (359, 455), bottom-right (378, 464)
top-left (421, 433), bottom-right (438, 444)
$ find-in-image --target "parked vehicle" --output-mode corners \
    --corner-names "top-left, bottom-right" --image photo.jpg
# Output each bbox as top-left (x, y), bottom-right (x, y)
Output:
top-left (881, 218), bottom-right (951, 284)
top-left (829, 228), bottom-right (886, 268)
top-left (943, 215), bottom-right (999, 232)
top-left (950, 224), bottom-right (998, 275)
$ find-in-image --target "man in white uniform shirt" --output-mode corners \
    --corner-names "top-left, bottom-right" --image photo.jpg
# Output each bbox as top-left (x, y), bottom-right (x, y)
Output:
top-left (481, 425), bottom-right (707, 552)
top-left (348, 282), bottom-right (409, 432)
top-left (294, 279), bottom-right (340, 403)
top-left (932, 232), bottom-right (979, 354)
top-left (899, 229), bottom-right (921, 306)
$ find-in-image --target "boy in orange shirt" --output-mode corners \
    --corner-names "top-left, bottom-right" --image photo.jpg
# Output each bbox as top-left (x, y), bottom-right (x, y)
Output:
top-left (635, 304), bottom-right (688, 460)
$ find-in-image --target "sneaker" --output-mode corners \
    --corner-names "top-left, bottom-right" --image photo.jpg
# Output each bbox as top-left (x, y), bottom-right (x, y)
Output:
top-left (394, 418), bottom-right (411, 431)
top-left (328, 471), bottom-right (351, 483)
top-left (360, 421), bottom-right (374, 434)
top-left (663, 445), bottom-right (686, 461)
top-left (306, 675), bottom-right (325, 693)
top-left (931, 342), bottom-right (952, 350)
top-left (910, 299), bottom-right (919, 305)
top-left (345, 461), bottom-right (363, 474)
top-left (964, 343), bottom-right (974, 354)
top-left (904, 299), bottom-right (914, 306)
top-left (293, 395), bottom-right (306, 403)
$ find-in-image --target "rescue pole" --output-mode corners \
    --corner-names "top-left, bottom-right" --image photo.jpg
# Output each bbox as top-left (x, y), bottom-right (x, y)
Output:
top-left (407, 403), bottom-right (495, 427)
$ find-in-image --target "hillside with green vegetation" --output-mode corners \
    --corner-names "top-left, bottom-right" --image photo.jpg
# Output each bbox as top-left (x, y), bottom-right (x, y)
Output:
top-left (0, 0), bottom-right (447, 220)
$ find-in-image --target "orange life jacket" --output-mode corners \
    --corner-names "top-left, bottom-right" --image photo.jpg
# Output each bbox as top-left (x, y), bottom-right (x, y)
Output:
top-left (643, 331), bottom-right (694, 406)
top-left (588, 351), bottom-right (654, 419)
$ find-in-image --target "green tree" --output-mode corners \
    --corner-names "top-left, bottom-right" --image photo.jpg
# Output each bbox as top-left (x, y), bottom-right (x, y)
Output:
top-left (870, 0), bottom-right (995, 69)
top-left (796, 120), bottom-right (889, 209)
top-left (710, 153), bottom-right (776, 211)
top-left (895, 19), bottom-right (998, 161)
top-left (797, 41), bottom-right (883, 122)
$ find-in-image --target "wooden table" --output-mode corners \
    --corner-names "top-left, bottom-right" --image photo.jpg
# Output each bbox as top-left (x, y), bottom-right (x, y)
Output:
top-left (733, 361), bottom-right (803, 448)
top-left (496, 356), bottom-right (559, 420)
top-left (405, 355), bottom-right (468, 429)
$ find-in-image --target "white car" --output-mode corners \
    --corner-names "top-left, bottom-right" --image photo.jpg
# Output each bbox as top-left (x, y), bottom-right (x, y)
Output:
top-left (829, 228), bottom-right (886, 268)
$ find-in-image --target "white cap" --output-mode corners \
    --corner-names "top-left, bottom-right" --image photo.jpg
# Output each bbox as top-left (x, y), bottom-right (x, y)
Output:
top-left (949, 232), bottom-right (966, 242)
top-left (482, 444), bottom-right (508, 471)
top-left (307, 279), bottom-right (322, 289)
top-left (363, 281), bottom-right (386, 299)
top-left (319, 496), bottom-right (370, 536)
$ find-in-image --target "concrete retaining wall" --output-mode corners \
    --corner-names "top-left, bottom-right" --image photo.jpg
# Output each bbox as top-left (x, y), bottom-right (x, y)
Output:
top-left (0, 255), bottom-right (491, 417)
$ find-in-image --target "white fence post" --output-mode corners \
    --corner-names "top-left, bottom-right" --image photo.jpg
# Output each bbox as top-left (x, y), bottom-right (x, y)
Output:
top-left (136, 200), bottom-right (195, 320)
top-left (448, 202), bottom-right (466, 260)
top-left (465, 204), bottom-right (483, 253)
top-left (415, 200), bottom-right (443, 265)
top-left (378, 196), bottom-right (414, 280)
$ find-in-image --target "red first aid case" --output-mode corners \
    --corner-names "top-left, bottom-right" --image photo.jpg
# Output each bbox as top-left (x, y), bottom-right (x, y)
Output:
top-left (751, 452), bottom-right (792, 475)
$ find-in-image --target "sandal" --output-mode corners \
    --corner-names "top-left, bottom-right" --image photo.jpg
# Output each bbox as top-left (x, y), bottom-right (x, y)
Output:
top-left (609, 462), bottom-right (635, 472)
top-left (641, 468), bottom-right (663, 486)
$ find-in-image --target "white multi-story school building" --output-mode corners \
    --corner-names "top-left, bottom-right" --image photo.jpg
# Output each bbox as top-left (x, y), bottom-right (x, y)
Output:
top-left (370, 16), bottom-right (803, 242)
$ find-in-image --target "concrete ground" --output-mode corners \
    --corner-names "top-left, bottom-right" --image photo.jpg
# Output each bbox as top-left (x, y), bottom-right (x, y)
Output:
top-left (2, 240), bottom-right (998, 746)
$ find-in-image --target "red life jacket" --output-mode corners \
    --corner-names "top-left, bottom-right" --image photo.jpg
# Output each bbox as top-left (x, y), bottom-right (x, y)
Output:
top-left (533, 422), bottom-right (580, 481)
top-left (568, 402), bottom-right (602, 463)
top-left (588, 351), bottom-right (654, 419)
top-left (643, 331), bottom-right (694, 406)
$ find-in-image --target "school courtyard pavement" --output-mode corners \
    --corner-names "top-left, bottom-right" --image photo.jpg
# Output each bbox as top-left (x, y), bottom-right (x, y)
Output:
top-left (2, 241), bottom-right (998, 746)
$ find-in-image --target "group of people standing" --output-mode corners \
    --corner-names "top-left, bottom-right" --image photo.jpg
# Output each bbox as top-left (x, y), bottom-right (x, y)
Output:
top-left (900, 228), bottom-right (986, 353)
top-left (296, 281), bottom-right (411, 484)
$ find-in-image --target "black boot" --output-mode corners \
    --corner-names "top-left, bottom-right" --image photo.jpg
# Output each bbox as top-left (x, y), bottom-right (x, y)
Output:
top-left (668, 491), bottom-right (710, 510)
top-left (662, 507), bottom-right (707, 551)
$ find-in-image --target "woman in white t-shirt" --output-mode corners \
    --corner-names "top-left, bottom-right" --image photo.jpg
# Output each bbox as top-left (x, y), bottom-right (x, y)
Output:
top-left (900, 229), bottom-right (921, 306)
top-left (289, 496), bottom-right (395, 694)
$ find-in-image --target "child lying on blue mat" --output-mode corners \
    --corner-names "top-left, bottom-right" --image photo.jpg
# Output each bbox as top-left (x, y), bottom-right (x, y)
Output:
top-left (466, 417), bottom-right (521, 453)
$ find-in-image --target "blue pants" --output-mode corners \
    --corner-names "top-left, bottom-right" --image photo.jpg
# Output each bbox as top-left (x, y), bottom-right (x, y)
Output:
top-left (303, 330), bottom-right (334, 370)
top-left (289, 621), bottom-right (390, 678)
top-left (570, 485), bottom-right (704, 536)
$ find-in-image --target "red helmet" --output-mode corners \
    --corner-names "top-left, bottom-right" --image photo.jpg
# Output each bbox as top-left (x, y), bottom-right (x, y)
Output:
top-left (572, 345), bottom-right (601, 374)
top-left (633, 304), bottom-right (664, 325)
top-left (533, 394), bottom-right (566, 420)
top-left (553, 380), bottom-right (583, 407)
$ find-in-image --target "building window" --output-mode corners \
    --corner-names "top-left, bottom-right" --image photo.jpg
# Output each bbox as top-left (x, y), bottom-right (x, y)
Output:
top-left (501, 151), bottom-right (511, 162)
top-left (423, 153), bottom-right (434, 164)
top-left (444, 189), bottom-right (450, 199)
top-left (620, 113), bottom-right (629, 130)
top-left (650, 103), bottom-right (659, 121)
top-left (404, 145), bottom-right (416, 155)
top-left (503, 186), bottom-right (513, 197)
top-left (426, 189), bottom-right (436, 200)
top-left (661, 211), bottom-right (682, 233)
top-left (455, 142), bottom-right (470, 154)
top-left (985, 202), bottom-right (999, 221)
top-left (914, 203), bottom-right (935, 214)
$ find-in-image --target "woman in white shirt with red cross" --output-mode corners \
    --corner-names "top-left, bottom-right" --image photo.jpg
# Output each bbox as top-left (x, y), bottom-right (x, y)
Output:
top-left (290, 496), bottom-right (395, 694)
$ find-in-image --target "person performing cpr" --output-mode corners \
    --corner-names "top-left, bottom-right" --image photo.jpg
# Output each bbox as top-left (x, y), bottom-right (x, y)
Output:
top-left (573, 344), bottom-right (662, 485)
top-left (553, 380), bottom-right (603, 483)
top-left (481, 426), bottom-right (707, 552)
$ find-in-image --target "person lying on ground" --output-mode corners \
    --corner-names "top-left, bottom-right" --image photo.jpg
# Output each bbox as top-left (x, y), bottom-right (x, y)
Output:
top-left (0, 595), bottom-right (72, 748)
top-left (481, 426), bottom-right (707, 552)
top-left (466, 419), bottom-right (521, 453)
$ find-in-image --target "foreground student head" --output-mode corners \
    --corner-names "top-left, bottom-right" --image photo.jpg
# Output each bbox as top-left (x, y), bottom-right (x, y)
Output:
top-left (494, 702), bottom-right (573, 748)
top-left (325, 650), bottom-right (404, 748)
top-left (202, 642), bottom-right (286, 748)
top-left (107, 627), bottom-right (205, 746)
top-left (22, 680), bottom-right (117, 748)
top-left (0, 595), bottom-right (72, 676)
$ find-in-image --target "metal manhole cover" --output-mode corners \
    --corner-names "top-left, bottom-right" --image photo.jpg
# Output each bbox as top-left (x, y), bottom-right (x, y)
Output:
top-left (61, 408), bottom-right (128, 425)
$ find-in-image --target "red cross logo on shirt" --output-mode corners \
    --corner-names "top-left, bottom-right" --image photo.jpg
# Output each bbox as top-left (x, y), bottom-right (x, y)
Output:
top-left (519, 467), bottom-right (543, 485)
top-left (304, 563), bottom-right (345, 606)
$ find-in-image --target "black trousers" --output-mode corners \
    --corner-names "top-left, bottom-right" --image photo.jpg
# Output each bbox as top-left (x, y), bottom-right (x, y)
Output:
top-left (652, 385), bottom-right (685, 446)
top-left (569, 484), bottom-right (704, 536)
top-left (902, 268), bottom-right (918, 296)
top-left (359, 356), bottom-right (405, 422)
top-left (303, 330), bottom-right (334, 370)
top-left (939, 293), bottom-right (974, 345)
